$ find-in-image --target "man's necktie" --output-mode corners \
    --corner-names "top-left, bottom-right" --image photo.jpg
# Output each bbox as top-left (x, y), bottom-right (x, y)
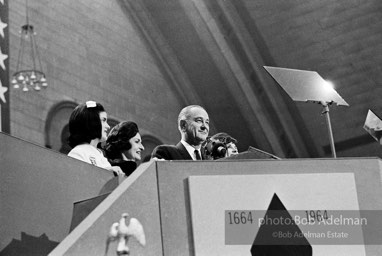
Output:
top-left (194, 150), bottom-right (202, 160)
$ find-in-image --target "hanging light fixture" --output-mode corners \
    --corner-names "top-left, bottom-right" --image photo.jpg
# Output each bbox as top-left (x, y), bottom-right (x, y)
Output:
top-left (11, 0), bottom-right (47, 92)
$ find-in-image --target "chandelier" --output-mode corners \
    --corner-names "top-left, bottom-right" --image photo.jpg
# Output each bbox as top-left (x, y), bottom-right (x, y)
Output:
top-left (11, 0), bottom-right (47, 92)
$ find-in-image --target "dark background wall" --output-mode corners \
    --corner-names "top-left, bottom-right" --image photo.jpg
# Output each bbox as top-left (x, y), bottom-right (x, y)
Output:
top-left (8, 0), bottom-right (184, 153)
top-left (246, 0), bottom-right (382, 157)
top-left (6, 0), bottom-right (382, 158)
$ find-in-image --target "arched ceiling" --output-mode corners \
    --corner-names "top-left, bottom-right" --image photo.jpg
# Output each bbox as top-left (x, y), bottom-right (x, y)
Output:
top-left (118, 0), bottom-right (319, 158)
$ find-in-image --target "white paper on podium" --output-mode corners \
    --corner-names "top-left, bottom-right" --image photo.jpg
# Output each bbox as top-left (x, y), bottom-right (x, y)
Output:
top-left (188, 173), bottom-right (365, 256)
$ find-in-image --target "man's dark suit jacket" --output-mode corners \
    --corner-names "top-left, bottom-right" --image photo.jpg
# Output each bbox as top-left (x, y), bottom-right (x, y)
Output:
top-left (151, 141), bottom-right (205, 160)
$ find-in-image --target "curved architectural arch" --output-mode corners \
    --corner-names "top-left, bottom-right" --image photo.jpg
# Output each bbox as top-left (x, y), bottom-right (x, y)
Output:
top-left (141, 134), bottom-right (162, 162)
top-left (44, 101), bottom-right (78, 153)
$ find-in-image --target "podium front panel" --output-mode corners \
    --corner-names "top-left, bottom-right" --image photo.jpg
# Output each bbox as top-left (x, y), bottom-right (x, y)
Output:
top-left (156, 158), bottom-right (382, 256)
top-left (188, 173), bottom-right (364, 255)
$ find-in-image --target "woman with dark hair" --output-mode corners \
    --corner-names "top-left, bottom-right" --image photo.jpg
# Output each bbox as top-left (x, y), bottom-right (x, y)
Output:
top-left (67, 101), bottom-right (124, 176)
top-left (104, 121), bottom-right (145, 176)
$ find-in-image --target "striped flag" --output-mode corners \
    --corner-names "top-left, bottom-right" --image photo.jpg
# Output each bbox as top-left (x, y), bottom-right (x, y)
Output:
top-left (0, 0), bottom-right (9, 133)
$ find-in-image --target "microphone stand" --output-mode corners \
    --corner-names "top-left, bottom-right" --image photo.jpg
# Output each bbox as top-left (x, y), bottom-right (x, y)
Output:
top-left (321, 101), bottom-right (336, 158)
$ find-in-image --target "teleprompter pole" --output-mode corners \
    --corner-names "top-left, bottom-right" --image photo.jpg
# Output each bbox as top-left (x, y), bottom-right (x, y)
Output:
top-left (321, 101), bottom-right (336, 158)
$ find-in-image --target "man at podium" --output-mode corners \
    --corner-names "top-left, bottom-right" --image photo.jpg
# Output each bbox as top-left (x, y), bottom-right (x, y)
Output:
top-left (151, 105), bottom-right (210, 160)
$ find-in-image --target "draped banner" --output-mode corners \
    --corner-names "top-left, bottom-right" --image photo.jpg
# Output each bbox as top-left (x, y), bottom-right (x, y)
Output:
top-left (0, 0), bottom-right (9, 133)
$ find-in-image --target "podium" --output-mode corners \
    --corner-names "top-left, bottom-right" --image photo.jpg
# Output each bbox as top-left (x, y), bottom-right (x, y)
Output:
top-left (50, 159), bottom-right (382, 256)
top-left (1, 132), bottom-right (382, 255)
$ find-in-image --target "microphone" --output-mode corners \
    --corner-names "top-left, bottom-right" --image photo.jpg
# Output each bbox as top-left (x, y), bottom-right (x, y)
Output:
top-left (206, 140), bottom-right (227, 159)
